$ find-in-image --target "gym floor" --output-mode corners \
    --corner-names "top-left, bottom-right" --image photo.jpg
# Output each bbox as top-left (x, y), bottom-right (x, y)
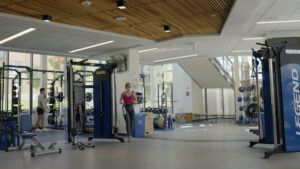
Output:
top-left (1, 123), bottom-right (300, 169)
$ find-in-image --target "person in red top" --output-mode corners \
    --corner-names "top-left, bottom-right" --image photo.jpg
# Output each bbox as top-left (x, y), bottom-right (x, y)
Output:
top-left (120, 82), bottom-right (137, 142)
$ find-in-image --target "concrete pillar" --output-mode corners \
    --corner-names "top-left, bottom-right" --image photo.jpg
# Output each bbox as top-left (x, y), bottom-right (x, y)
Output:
top-left (233, 56), bottom-right (241, 120)
top-left (40, 55), bottom-right (48, 88)
top-left (204, 88), bottom-right (208, 120)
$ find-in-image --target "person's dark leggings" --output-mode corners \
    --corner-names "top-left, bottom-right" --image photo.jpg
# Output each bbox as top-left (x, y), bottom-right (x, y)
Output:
top-left (125, 104), bottom-right (135, 137)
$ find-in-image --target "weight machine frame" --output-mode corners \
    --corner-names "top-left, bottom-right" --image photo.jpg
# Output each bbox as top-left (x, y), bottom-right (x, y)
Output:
top-left (34, 69), bottom-right (65, 129)
top-left (0, 64), bottom-right (62, 156)
top-left (66, 60), bottom-right (124, 148)
top-left (249, 38), bottom-right (300, 159)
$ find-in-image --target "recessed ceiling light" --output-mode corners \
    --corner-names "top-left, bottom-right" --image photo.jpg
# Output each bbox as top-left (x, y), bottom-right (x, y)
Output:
top-left (164, 24), bottom-right (171, 33)
top-left (139, 48), bottom-right (158, 53)
top-left (257, 20), bottom-right (300, 24)
top-left (81, 0), bottom-right (92, 8)
top-left (242, 37), bottom-right (264, 40)
top-left (153, 54), bottom-right (198, 63)
top-left (117, 0), bottom-right (127, 9)
top-left (232, 50), bottom-right (252, 53)
top-left (0, 28), bottom-right (36, 45)
top-left (114, 16), bottom-right (127, 21)
top-left (69, 40), bottom-right (114, 53)
top-left (42, 15), bottom-right (52, 22)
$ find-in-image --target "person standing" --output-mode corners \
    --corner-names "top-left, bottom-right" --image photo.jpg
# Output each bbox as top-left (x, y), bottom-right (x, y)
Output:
top-left (120, 82), bottom-right (137, 142)
top-left (36, 88), bottom-right (49, 130)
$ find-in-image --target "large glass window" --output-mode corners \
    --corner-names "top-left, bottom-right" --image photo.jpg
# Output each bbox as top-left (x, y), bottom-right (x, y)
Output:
top-left (0, 51), bottom-right (7, 63)
top-left (142, 64), bottom-right (173, 108)
top-left (8, 52), bottom-right (31, 111)
top-left (47, 55), bottom-right (65, 80)
top-left (9, 52), bottom-right (30, 78)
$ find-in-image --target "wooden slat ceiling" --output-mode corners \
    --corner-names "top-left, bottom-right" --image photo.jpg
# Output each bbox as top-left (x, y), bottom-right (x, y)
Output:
top-left (0, 0), bottom-right (235, 41)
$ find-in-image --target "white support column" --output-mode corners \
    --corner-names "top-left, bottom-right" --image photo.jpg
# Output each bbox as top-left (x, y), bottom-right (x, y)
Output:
top-left (40, 55), bottom-right (48, 88)
top-left (233, 56), bottom-right (241, 120)
top-left (111, 49), bottom-right (141, 133)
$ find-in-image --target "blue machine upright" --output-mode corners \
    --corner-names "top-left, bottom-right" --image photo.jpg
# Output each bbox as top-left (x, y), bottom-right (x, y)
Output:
top-left (67, 60), bottom-right (124, 144)
top-left (93, 67), bottom-right (113, 138)
top-left (250, 37), bottom-right (300, 158)
top-left (261, 59), bottom-right (274, 144)
top-left (279, 46), bottom-right (300, 152)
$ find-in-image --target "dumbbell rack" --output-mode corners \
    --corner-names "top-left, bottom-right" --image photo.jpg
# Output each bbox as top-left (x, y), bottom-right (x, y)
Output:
top-left (0, 115), bottom-right (16, 150)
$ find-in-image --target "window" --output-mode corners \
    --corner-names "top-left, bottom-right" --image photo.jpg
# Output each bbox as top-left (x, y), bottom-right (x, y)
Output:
top-left (8, 52), bottom-right (31, 111)
top-left (142, 64), bottom-right (173, 108)
top-left (8, 52), bottom-right (30, 78)
top-left (0, 51), bottom-right (7, 63)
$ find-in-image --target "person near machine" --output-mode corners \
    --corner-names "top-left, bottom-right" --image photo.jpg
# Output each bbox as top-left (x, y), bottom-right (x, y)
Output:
top-left (120, 82), bottom-right (137, 142)
top-left (36, 88), bottom-right (49, 130)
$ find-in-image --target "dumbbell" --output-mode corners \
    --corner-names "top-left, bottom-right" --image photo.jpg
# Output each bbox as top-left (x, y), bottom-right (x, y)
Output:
top-left (48, 91), bottom-right (55, 97)
top-left (12, 97), bottom-right (18, 104)
top-left (48, 116), bottom-right (54, 125)
top-left (239, 106), bottom-right (245, 111)
top-left (12, 106), bottom-right (18, 115)
top-left (49, 98), bottom-right (56, 104)
top-left (12, 91), bottom-right (17, 97)
top-left (56, 92), bottom-right (64, 102)
top-left (85, 93), bottom-right (92, 102)
top-left (49, 86), bottom-right (54, 92)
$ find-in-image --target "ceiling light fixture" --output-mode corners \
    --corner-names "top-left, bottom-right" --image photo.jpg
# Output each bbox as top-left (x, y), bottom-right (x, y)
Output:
top-left (81, 0), bottom-right (92, 8)
top-left (242, 37), bottom-right (264, 40)
top-left (164, 24), bottom-right (171, 32)
top-left (153, 54), bottom-right (198, 63)
top-left (69, 40), bottom-right (114, 53)
top-left (114, 16), bottom-right (127, 21)
top-left (0, 28), bottom-right (36, 45)
top-left (232, 50), bottom-right (252, 53)
top-left (257, 20), bottom-right (300, 24)
top-left (117, 0), bottom-right (127, 9)
top-left (42, 14), bottom-right (52, 22)
top-left (139, 48), bottom-right (158, 53)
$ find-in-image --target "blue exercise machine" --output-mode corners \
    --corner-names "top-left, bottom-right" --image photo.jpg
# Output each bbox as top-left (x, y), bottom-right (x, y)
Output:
top-left (250, 37), bottom-right (300, 158)
top-left (66, 60), bottom-right (124, 150)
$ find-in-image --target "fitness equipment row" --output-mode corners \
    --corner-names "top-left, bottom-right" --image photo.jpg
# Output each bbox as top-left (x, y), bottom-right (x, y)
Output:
top-left (0, 64), bottom-right (62, 157)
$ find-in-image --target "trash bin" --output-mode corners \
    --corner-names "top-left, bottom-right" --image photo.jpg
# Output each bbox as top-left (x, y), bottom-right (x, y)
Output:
top-left (133, 112), bottom-right (145, 138)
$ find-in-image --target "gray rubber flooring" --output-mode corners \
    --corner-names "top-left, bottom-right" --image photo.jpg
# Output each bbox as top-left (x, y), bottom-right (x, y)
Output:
top-left (1, 122), bottom-right (300, 169)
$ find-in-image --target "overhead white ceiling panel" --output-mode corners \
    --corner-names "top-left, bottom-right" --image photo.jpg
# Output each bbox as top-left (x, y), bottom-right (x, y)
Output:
top-left (0, 13), bottom-right (154, 58)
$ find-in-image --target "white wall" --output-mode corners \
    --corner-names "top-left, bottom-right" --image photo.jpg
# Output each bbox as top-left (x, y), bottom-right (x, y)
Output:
top-left (223, 89), bottom-right (235, 115)
top-left (173, 64), bottom-right (193, 113)
top-left (207, 89), bottom-right (222, 115)
top-left (206, 88), bottom-right (235, 116)
top-left (192, 80), bottom-right (203, 115)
